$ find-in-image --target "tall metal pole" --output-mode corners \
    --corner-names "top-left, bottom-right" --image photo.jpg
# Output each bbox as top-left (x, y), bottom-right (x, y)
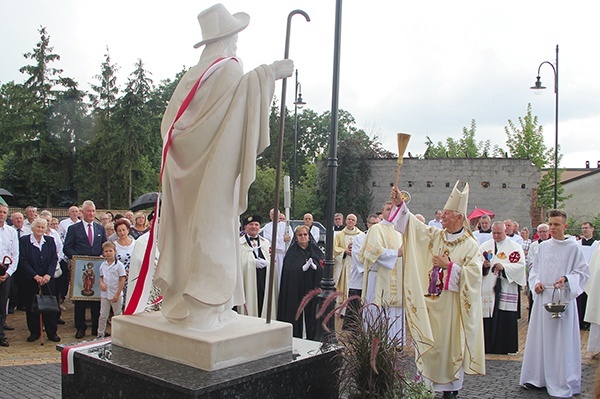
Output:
top-left (265, 10), bottom-right (310, 324)
top-left (316, 0), bottom-right (343, 342)
top-left (553, 45), bottom-right (559, 210)
top-left (531, 45), bottom-right (559, 209)
top-left (293, 69), bottom-right (299, 219)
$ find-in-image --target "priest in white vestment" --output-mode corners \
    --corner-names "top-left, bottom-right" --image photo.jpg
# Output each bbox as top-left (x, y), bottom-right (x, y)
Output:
top-left (480, 221), bottom-right (526, 354)
top-left (389, 182), bottom-right (485, 399)
top-left (154, 4), bottom-right (293, 328)
top-left (347, 214), bottom-right (380, 329)
top-left (520, 209), bottom-right (589, 398)
top-left (577, 222), bottom-right (597, 330)
top-left (473, 215), bottom-right (492, 245)
top-left (261, 209), bottom-right (291, 289)
top-left (584, 242), bottom-right (600, 357)
top-left (357, 202), bottom-right (404, 342)
top-left (333, 214), bottom-right (361, 311)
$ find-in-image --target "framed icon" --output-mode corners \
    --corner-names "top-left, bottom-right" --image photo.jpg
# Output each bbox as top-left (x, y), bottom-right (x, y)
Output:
top-left (69, 256), bottom-right (103, 301)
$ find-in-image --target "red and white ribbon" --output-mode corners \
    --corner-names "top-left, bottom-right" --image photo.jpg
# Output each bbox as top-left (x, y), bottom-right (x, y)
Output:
top-left (61, 338), bottom-right (111, 375)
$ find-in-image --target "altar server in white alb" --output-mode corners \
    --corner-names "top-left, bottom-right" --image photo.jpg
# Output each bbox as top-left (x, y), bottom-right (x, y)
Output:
top-left (520, 209), bottom-right (589, 398)
top-left (480, 221), bottom-right (526, 354)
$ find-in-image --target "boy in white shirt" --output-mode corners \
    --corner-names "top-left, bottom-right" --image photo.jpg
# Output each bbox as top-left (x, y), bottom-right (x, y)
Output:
top-left (98, 241), bottom-right (126, 338)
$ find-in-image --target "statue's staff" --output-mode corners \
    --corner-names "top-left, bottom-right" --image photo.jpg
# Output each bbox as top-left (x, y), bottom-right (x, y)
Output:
top-left (266, 10), bottom-right (310, 323)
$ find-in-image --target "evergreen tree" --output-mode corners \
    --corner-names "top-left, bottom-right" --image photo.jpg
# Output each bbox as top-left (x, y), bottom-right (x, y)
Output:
top-left (81, 48), bottom-right (121, 207)
top-left (2, 27), bottom-right (82, 206)
top-left (113, 58), bottom-right (155, 205)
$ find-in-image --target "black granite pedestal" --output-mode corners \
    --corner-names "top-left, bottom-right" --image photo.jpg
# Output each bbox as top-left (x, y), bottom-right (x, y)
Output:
top-left (62, 338), bottom-right (341, 399)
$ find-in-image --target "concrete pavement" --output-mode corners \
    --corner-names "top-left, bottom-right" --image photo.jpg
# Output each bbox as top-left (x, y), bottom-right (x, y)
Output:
top-left (1, 297), bottom-right (597, 398)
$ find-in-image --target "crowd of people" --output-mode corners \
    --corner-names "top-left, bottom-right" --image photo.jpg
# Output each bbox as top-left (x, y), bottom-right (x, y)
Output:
top-left (0, 202), bottom-right (151, 344)
top-left (0, 189), bottom-right (597, 398)
top-left (238, 183), bottom-right (597, 399)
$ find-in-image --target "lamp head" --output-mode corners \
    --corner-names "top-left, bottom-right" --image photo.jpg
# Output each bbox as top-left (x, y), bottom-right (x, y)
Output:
top-left (530, 76), bottom-right (546, 95)
top-left (294, 93), bottom-right (306, 109)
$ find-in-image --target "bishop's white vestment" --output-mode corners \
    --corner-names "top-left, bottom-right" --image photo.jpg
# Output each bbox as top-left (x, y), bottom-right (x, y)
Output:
top-left (388, 203), bottom-right (485, 390)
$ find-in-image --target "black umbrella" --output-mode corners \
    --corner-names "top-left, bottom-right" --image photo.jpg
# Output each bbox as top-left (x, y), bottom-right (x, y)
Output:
top-left (129, 192), bottom-right (160, 212)
top-left (0, 188), bottom-right (14, 198)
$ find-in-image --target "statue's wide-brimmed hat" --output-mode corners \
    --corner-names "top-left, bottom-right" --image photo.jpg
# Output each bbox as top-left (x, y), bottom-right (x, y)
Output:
top-left (194, 4), bottom-right (250, 48)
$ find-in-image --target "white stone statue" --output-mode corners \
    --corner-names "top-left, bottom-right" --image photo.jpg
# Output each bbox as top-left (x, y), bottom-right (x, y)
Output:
top-left (154, 3), bottom-right (293, 330)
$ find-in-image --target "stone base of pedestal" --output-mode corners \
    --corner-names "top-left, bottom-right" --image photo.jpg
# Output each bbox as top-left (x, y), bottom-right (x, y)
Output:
top-left (111, 312), bottom-right (291, 371)
top-left (62, 338), bottom-right (340, 399)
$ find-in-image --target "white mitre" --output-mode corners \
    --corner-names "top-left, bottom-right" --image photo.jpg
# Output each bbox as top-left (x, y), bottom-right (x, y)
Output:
top-left (443, 180), bottom-right (471, 232)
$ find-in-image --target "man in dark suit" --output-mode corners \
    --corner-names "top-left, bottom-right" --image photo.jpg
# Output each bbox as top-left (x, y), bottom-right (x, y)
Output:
top-left (63, 200), bottom-right (107, 338)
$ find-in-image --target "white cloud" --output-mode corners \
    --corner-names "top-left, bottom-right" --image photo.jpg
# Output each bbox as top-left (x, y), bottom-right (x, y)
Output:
top-left (1, 0), bottom-right (598, 167)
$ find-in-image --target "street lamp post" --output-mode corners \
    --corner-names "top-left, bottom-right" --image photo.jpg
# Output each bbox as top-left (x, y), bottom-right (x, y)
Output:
top-left (315, 0), bottom-right (343, 343)
top-left (531, 44), bottom-right (559, 209)
top-left (292, 69), bottom-right (305, 219)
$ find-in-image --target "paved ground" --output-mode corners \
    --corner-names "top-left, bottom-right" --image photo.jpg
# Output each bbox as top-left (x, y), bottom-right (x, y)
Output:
top-left (0, 296), bottom-right (597, 398)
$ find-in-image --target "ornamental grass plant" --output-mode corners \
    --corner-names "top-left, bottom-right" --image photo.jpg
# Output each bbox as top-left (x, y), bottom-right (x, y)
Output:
top-left (297, 289), bottom-right (434, 399)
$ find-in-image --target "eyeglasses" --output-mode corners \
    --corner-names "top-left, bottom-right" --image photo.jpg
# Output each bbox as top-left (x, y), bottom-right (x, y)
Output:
top-left (297, 233), bottom-right (309, 237)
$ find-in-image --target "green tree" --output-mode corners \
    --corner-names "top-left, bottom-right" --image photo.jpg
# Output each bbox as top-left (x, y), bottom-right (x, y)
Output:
top-left (294, 162), bottom-right (320, 220)
top-left (89, 47), bottom-right (119, 120)
top-left (81, 48), bottom-right (121, 207)
top-left (503, 103), bottom-right (569, 208)
top-left (504, 103), bottom-right (550, 169)
top-left (424, 120), bottom-right (492, 158)
top-left (247, 165), bottom-right (278, 219)
top-left (1, 27), bottom-right (82, 206)
top-left (113, 58), bottom-right (155, 206)
top-left (315, 114), bottom-right (393, 225)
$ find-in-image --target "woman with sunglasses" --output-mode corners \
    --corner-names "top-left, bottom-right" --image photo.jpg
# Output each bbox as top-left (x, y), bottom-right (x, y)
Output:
top-left (277, 225), bottom-right (323, 339)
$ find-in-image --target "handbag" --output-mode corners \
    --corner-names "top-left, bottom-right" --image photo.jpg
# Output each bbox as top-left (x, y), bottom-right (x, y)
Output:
top-left (53, 262), bottom-right (63, 278)
top-left (32, 284), bottom-right (60, 314)
top-left (0, 256), bottom-right (12, 277)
